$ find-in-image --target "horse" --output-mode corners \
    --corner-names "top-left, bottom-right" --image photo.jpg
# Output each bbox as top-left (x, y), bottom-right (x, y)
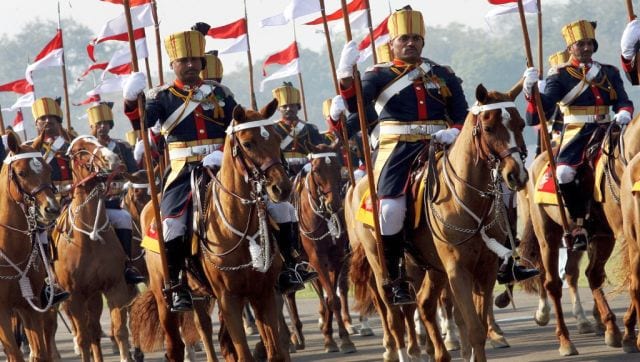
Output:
top-left (122, 169), bottom-right (151, 279)
top-left (138, 99), bottom-right (292, 361)
top-left (0, 131), bottom-right (61, 361)
top-left (346, 83), bottom-right (528, 361)
top-left (284, 142), bottom-right (356, 354)
top-left (51, 135), bottom-right (138, 362)
top-left (521, 115), bottom-right (640, 356)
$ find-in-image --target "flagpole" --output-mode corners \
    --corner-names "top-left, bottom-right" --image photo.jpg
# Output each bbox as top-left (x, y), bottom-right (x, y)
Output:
top-left (150, 0), bottom-right (164, 85)
top-left (123, 0), bottom-right (170, 294)
top-left (319, 0), bottom-right (355, 186)
top-left (516, 0), bottom-right (571, 245)
top-left (340, 0), bottom-right (388, 281)
top-left (536, 0), bottom-right (543, 77)
top-left (364, 0), bottom-right (378, 64)
top-left (0, 105), bottom-right (5, 134)
top-left (292, 21), bottom-right (310, 122)
top-left (57, 2), bottom-right (72, 133)
top-left (243, 0), bottom-right (258, 110)
top-left (144, 58), bottom-right (153, 88)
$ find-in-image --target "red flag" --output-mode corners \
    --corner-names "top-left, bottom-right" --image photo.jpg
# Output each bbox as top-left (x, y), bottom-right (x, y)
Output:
top-left (100, 0), bottom-right (150, 6)
top-left (74, 94), bottom-right (101, 106)
top-left (358, 16), bottom-right (389, 51)
top-left (304, 0), bottom-right (366, 25)
top-left (0, 79), bottom-right (34, 94)
top-left (33, 29), bottom-right (63, 62)
top-left (78, 62), bottom-right (108, 81)
top-left (487, 0), bottom-right (517, 4)
top-left (12, 109), bottom-right (24, 132)
top-left (262, 42), bottom-right (299, 76)
top-left (87, 28), bottom-right (145, 62)
top-left (26, 30), bottom-right (64, 83)
top-left (207, 18), bottom-right (247, 39)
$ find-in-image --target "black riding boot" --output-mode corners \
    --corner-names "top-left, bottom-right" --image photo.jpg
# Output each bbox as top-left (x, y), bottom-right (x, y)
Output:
top-left (290, 221), bottom-right (317, 282)
top-left (39, 242), bottom-right (69, 307)
top-left (164, 238), bottom-right (193, 312)
top-left (115, 228), bottom-right (146, 284)
top-left (559, 181), bottom-right (589, 252)
top-left (497, 256), bottom-right (540, 284)
top-left (382, 233), bottom-right (415, 306)
top-left (276, 222), bottom-right (309, 294)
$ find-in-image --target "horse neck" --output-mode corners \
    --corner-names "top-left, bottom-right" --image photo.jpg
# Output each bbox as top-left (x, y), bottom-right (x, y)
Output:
top-left (623, 120), bottom-right (640, 159)
top-left (71, 184), bottom-right (105, 223)
top-left (0, 172), bottom-right (28, 239)
top-left (445, 121), bottom-right (492, 194)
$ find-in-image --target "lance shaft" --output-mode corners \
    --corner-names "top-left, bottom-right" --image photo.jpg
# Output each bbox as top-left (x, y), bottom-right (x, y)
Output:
top-left (123, 0), bottom-right (170, 291)
top-left (340, 0), bottom-right (388, 281)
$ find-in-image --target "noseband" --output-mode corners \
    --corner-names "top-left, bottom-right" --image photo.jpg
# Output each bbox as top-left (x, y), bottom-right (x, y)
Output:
top-left (469, 101), bottom-right (525, 164)
top-left (227, 118), bottom-right (283, 185)
top-left (4, 152), bottom-right (56, 202)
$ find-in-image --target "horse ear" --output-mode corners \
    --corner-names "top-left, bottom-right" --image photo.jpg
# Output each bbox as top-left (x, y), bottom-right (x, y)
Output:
top-left (475, 84), bottom-right (489, 104)
top-left (30, 128), bottom-right (46, 150)
top-left (232, 104), bottom-right (246, 123)
top-left (6, 131), bottom-right (20, 154)
top-left (261, 98), bottom-right (279, 120)
top-left (506, 77), bottom-right (524, 100)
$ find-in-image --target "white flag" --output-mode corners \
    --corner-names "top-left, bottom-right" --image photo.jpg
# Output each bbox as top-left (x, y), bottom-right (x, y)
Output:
top-left (9, 92), bottom-right (35, 110)
top-left (88, 76), bottom-right (129, 96)
top-left (485, 0), bottom-right (537, 19)
top-left (259, 59), bottom-right (299, 92)
top-left (101, 38), bottom-right (148, 79)
top-left (95, 3), bottom-right (153, 41)
top-left (260, 0), bottom-right (320, 27)
top-left (220, 35), bottom-right (249, 54)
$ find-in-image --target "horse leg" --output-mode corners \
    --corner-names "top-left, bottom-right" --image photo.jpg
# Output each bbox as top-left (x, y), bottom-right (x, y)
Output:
top-left (242, 304), bottom-right (258, 336)
top-left (86, 294), bottom-right (105, 362)
top-left (586, 235), bottom-right (622, 347)
top-left (563, 249), bottom-right (593, 334)
top-left (368, 280), bottom-right (398, 362)
top-left (193, 298), bottom-right (218, 362)
top-left (439, 286), bottom-right (460, 352)
top-left (338, 256), bottom-right (355, 335)
top-left (67, 297), bottom-right (94, 362)
top-left (0, 312), bottom-right (24, 362)
top-left (374, 278), bottom-right (408, 361)
top-left (328, 265), bottom-right (356, 354)
top-left (18, 307), bottom-right (52, 362)
top-left (533, 275), bottom-right (551, 326)
top-left (153, 289), bottom-right (185, 361)
top-left (105, 298), bottom-right (132, 362)
top-left (486, 301), bottom-right (509, 349)
top-left (283, 292), bottom-right (304, 351)
top-left (626, 241), bottom-right (640, 352)
top-left (622, 303), bottom-right (638, 353)
top-left (250, 292), bottom-right (290, 362)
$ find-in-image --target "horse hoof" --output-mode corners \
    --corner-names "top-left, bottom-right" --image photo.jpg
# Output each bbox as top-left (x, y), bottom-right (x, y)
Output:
top-left (346, 324), bottom-right (356, 335)
top-left (576, 320), bottom-right (594, 334)
top-left (133, 348), bottom-right (144, 362)
top-left (622, 337), bottom-right (639, 353)
top-left (489, 336), bottom-right (510, 349)
top-left (445, 339), bottom-right (460, 351)
top-left (340, 341), bottom-right (357, 354)
top-left (291, 335), bottom-right (305, 350)
top-left (288, 343), bottom-right (297, 354)
top-left (605, 330), bottom-right (622, 348)
top-left (558, 343), bottom-right (578, 356)
top-left (359, 327), bottom-right (374, 337)
top-left (245, 324), bottom-right (258, 336)
top-left (594, 322), bottom-right (606, 336)
top-left (534, 311), bottom-right (550, 326)
top-left (73, 337), bottom-right (80, 356)
top-left (325, 340), bottom-right (339, 353)
top-left (383, 349), bottom-right (400, 362)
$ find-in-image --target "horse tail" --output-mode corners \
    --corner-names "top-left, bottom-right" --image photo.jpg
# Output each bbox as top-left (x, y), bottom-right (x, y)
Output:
top-left (129, 290), bottom-right (164, 352)
top-left (349, 243), bottom-right (376, 316)
top-left (518, 190), bottom-right (542, 294)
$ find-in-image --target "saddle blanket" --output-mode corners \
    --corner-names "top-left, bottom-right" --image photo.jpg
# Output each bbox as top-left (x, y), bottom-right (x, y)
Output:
top-left (534, 158), bottom-right (604, 205)
top-left (634, 181), bottom-right (640, 193)
top-left (355, 176), bottom-right (426, 229)
top-left (141, 224), bottom-right (161, 254)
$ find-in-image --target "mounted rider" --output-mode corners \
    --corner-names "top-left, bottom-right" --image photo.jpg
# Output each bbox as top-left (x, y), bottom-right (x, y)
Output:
top-left (27, 97), bottom-right (71, 306)
top-left (87, 102), bottom-right (145, 284)
top-left (270, 82), bottom-right (321, 292)
top-left (337, 6), bottom-right (538, 305)
top-left (122, 29), bottom-right (237, 312)
top-left (524, 19), bottom-right (634, 252)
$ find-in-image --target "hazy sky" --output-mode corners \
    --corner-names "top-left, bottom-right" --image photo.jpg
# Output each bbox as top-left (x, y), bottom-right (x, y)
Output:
top-left (0, 0), bottom-right (567, 77)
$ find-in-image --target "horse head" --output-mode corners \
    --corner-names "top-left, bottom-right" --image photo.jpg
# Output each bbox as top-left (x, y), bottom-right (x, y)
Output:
top-left (307, 142), bottom-right (343, 214)
top-left (2, 131), bottom-right (60, 226)
top-left (469, 83), bottom-right (529, 190)
top-left (227, 98), bottom-right (292, 202)
top-left (125, 169), bottom-right (151, 211)
top-left (67, 135), bottom-right (122, 181)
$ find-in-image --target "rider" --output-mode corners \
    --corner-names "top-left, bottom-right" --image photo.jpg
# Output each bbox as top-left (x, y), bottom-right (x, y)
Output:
top-left (122, 29), bottom-right (236, 312)
top-left (271, 82), bottom-right (322, 292)
top-left (524, 19), bottom-right (634, 252)
top-left (620, 18), bottom-right (640, 85)
top-left (87, 102), bottom-right (145, 284)
top-left (337, 7), bottom-right (538, 305)
top-left (27, 97), bottom-right (71, 306)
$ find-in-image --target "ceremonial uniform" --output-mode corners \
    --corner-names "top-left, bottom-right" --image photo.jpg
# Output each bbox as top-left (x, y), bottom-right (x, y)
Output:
top-left (525, 20), bottom-right (634, 251)
top-left (123, 29), bottom-right (236, 311)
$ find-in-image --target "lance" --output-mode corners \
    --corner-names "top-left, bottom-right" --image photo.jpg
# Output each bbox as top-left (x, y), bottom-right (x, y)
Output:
top-left (0, 104), bottom-right (5, 134)
top-left (625, 0), bottom-right (640, 82)
top-left (122, 0), bottom-right (171, 294)
top-left (57, 3), bottom-right (73, 134)
top-left (364, 0), bottom-right (378, 65)
top-left (291, 23), bottom-right (310, 123)
top-left (339, 0), bottom-right (388, 281)
top-left (516, 0), bottom-right (571, 245)
top-left (318, 0), bottom-right (355, 187)
top-left (151, 0), bottom-right (164, 85)
top-left (537, 0), bottom-right (543, 77)
top-left (144, 58), bottom-right (153, 88)
top-left (243, 0), bottom-right (258, 110)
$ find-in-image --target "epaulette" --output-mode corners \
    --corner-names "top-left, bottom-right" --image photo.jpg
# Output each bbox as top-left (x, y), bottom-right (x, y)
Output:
top-left (422, 57), bottom-right (440, 67)
top-left (367, 62), bottom-right (393, 71)
top-left (145, 84), bottom-right (171, 100)
top-left (112, 138), bottom-right (131, 147)
top-left (203, 80), bottom-right (235, 99)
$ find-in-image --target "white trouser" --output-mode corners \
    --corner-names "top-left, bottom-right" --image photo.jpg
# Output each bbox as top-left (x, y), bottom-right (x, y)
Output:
top-left (379, 195), bottom-right (407, 235)
top-left (556, 165), bottom-right (577, 184)
top-left (106, 208), bottom-right (133, 230)
top-left (353, 169), bottom-right (366, 182)
top-left (163, 213), bottom-right (188, 241)
top-left (267, 200), bottom-right (297, 223)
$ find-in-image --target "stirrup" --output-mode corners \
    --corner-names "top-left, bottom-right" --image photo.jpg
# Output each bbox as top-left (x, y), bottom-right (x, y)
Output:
top-left (383, 279), bottom-right (416, 306)
top-left (571, 228), bottom-right (588, 252)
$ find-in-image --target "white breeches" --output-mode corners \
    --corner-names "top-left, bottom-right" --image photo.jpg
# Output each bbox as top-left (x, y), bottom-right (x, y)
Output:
top-left (556, 164), bottom-right (577, 184)
top-left (163, 213), bottom-right (188, 241)
top-left (267, 200), bottom-right (298, 223)
top-left (106, 208), bottom-right (133, 230)
top-left (379, 195), bottom-right (407, 235)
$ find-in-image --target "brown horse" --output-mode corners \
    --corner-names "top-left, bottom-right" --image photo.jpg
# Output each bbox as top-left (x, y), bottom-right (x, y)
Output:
top-left (346, 83), bottom-right (528, 362)
top-left (52, 135), bottom-right (137, 362)
top-left (139, 99), bottom-right (292, 361)
top-left (522, 116), bottom-right (640, 356)
top-left (0, 132), bottom-right (60, 361)
top-left (122, 170), bottom-right (151, 280)
top-left (286, 142), bottom-right (356, 354)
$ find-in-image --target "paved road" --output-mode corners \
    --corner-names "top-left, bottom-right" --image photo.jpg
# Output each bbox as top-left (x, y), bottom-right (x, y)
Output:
top-left (33, 287), bottom-right (640, 361)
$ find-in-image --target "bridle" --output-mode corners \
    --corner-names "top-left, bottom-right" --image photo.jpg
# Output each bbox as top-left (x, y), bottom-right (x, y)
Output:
top-left (469, 101), bottom-right (527, 166)
top-left (4, 152), bottom-right (56, 209)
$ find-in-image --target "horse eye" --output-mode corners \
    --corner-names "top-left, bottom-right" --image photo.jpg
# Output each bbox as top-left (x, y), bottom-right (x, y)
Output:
top-left (17, 170), bottom-right (27, 178)
top-left (484, 126), bottom-right (493, 132)
top-left (242, 142), bottom-right (253, 150)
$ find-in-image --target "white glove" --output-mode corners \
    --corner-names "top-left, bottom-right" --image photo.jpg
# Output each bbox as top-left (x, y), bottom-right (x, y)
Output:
top-left (537, 79), bottom-right (546, 94)
top-left (432, 128), bottom-right (460, 145)
top-left (122, 72), bottom-right (147, 101)
top-left (523, 67), bottom-right (539, 97)
top-left (133, 139), bottom-right (144, 163)
top-left (336, 40), bottom-right (360, 79)
top-left (621, 19), bottom-right (640, 60)
top-left (615, 109), bottom-right (632, 125)
top-left (329, 95), bottom-right (346, 121)
top-left (202, 150), bottom-right (223, 168)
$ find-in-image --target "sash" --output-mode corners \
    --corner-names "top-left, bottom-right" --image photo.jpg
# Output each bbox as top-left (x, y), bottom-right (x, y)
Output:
top-left (161, 84), bottom-right (214, 134)
top-left (43, 136), bottom-right (66, 164)
top-left (559, 63), bottom-right (601, 107)
top-left (375, 63), bottom-right (432, 114)
top-left (280, 121), bottom-right (306, 150)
